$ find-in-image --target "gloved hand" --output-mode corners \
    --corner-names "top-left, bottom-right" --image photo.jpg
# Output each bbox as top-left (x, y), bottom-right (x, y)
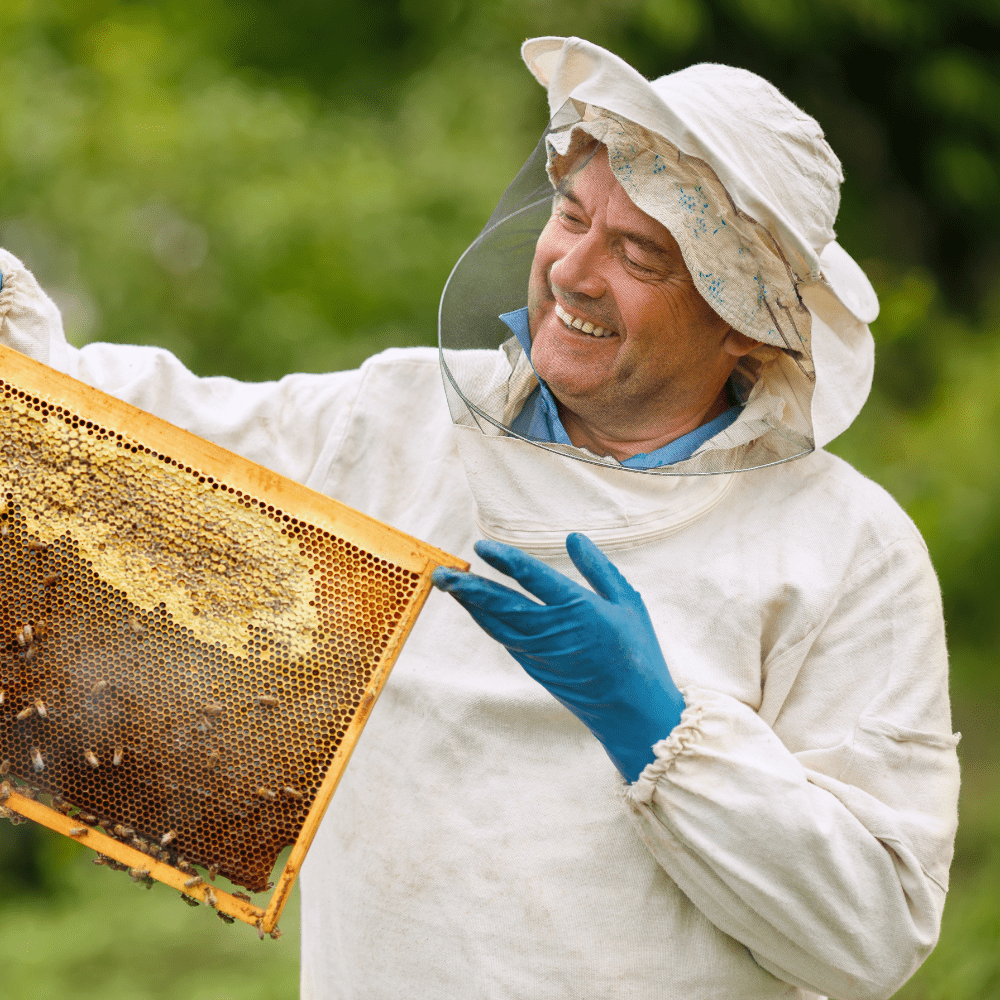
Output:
top-left (431, 532), bottom-right (684, 783)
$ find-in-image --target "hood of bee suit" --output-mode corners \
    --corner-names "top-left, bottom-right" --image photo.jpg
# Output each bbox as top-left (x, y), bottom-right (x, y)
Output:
top-left (437, 36), bottom-right (877, 476)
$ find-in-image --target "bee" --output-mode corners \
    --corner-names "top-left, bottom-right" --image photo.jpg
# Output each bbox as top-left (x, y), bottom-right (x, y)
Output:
top-left (128, 866), bottom-right (151, 882)
top-left (282, 786), bottom-right (303, 800)
top-left (26, 540), bottom-right (48, 552)
top-left (256, 787), bottom-right (277, 801)
top-left (160, 830), bottom-right (177, 848)
top-left (0, 782), bottom-right (12, 802)
top-left (183, 875), bottom-right (204, 889)
top-left (269, 926), bottom-right (283, 941)
top-left (206, 751), bottom-right (221, 769)
top-left (42, 574), bottom-right (59, 587)
top-left (217, 911), bottom-right (236, 925)
top-left (113, 824), bottom-right (134, 839)
top-left (231, 891), bottom-right (252, 903)
top-left (0, 760), bottom-right (9, 776)
top-left (202, 702), bottom-right (224, 717)
top-left (53, 797), bottom-right (73, 814)
top-left (90, 680), bottom-right (109, 697)
top-left (68, 826), bottom-right (88, 836)
top-left (131, 836), bottom-right (149, 852)
top-left (0, 524), bottom-right (8, 539)
top-left (177, 858), bottom-right (195, 875)
top-left (112, 746), bottom-right (124, 766)
top-left (179, 893), bottom-right (200, 907)
top-left (83, 749), bottom-right (100, 768)
top-left (207, 864), bottom-right (219, 881)
top-left (195, 718), bottom-right (213, 733)
top-left (19, 786), bottom-right (36, 801)
top-left (34, 699), bottom-right (48, 719)
top-left (255, 694), bottom-right (279, 708)
top-left (0, 690), bottom-right (4, 706)
top-left (23, 645), bottom-right (36, 662)
top-left (255, 920), bottom-right (265, 940)
top-left (78, 813), bottom-right (97, 824)
top-left (15, 625), bottom-right (31, 646)
top-left (16, 704), bottom-right (36, 721)
top-left (127, 616), bottom-right (145, 635)
top-left (204, 887), bottom-right (218, 909)
top-left (29, 747), bottom-right (44, 772)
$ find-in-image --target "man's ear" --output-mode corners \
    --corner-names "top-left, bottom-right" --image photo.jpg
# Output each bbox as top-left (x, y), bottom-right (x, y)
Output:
top-left (722, 329), bottom-right (759, 358)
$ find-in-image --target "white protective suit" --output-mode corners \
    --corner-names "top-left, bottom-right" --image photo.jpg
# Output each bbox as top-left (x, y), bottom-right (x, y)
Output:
top-left (0, 37), bottom-right (959, 1000)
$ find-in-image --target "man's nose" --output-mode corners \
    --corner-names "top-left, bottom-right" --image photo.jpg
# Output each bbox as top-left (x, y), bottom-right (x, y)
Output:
top-left (549, 229), bottom-right (608, 300)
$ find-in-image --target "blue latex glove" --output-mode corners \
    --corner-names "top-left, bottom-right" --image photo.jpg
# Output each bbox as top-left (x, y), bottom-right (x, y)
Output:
top-left (431, 533), bottom-right (684, 782)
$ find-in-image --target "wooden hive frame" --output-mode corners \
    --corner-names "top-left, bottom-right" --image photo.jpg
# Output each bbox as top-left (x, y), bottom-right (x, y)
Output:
top-left (0, 343), bottom-right (467, 936)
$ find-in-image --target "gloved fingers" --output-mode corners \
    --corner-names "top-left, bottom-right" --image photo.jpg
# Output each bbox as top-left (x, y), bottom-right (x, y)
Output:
top-left (432, 566), bottom-right (543, 619)
top-left (473, 539), bottom-right (585, 606)
top-left (565, 532), bottom-right (635, 603)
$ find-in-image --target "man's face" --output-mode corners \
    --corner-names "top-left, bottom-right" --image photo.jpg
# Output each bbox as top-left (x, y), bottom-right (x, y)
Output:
top-left (526, 145), bottom-right (738, 431)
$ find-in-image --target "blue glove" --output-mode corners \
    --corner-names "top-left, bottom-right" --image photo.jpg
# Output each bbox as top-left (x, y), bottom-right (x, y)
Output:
top-left (431, 533), bottom-right (684, 783)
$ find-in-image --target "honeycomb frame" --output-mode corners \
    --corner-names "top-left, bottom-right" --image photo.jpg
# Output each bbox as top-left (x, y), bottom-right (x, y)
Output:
top-left (0, 343), bottom-right (467, 933)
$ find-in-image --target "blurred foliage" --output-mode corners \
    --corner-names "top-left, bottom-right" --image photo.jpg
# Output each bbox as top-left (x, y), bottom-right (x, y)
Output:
top-left (1, 0), bottom-right (1000, 997)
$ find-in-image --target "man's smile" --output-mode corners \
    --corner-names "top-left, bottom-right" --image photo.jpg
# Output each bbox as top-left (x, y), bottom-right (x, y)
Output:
top-left (553, 300), bottom-right (617, 338)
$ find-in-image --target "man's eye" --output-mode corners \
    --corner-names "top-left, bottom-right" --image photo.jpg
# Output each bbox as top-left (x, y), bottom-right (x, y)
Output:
top-left (558, 210), bottom-right (587, 228)
top-left (624, 255), bottom-right (657, 275)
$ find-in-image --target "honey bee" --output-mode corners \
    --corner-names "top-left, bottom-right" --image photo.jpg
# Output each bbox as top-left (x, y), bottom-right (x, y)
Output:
top-left (177, 859), bottom-right (195, 875)
top-left (29, 747), bottom-right (44, 772)
top-left (90, 680), bottom-right (109, 697)
top-left (83, 749), bottom-right (100, 768)
top-left (42, 574), bottom-right (59, 587)
top-left (113, 824), bottom-right (134, 839)
top-left (92, 855), bottom-right (111, 866)
top-left (0, 690), bottom-right (4, 706)
top-left (160, 830), bottom-right (177, 847)
top-left (183, 875), bottom-right (204, 889)
top-left (68, 826), bottom-right (88, 836)
top-left (204, 887), bottom-right (218, 909)
top-left (255, 694), bottom-right (279, 708)
top-left (15, 625), bottom-right (31, 646)
top-left (34, 699), bottom-right (48, 719)
top-left (231, 891), bottom-right (252, 903)
top-left (0, 782), bottom-right (12, 802)
top-left (217, 911), bottom-right (236, 925)
top-left (23, 645), bottom-right (36, 662)
top-left (202, 702), bottom-right (224, 717)
top-left (0, 806), bottom-right (13, 820)
top-left (128, 866), bottom-right (151, 882)
top-left (19, 787), bottom-right (36, 801)
top-left (131, 836), bottom-right (149, 852)
top-left (127, 616), bottom-right (145, 635)
top-left (255, 920), bottom-right (265, 940)
top-left (112, 746), bottom-right (124, 766)
top-left (269, 926), bottom-right (283, 941)
top-left (0, 524), bottom-right (8, 539)
top-left (0, 760), bottom-right (9, 776)
top-left (78, 813), bottom-right (97, 824)
top-left (195, 718), bottom-right (214, 733)
top-left (207, 864), bottom-right (219, 881)
top-left (16, 704), bottom-right (36, 721)
top-left (53, 797), bottom-right (73, 814)
top-left (282, 786), bottom-right (303, 800)
top-left (206, 751), bottom-right (221, 769)
top-left (256, 787), bottom-right (277, 801)
top-left (180, 893), bottom-right (200, 907)
top-left (26, 540), bottom-right (48, 552)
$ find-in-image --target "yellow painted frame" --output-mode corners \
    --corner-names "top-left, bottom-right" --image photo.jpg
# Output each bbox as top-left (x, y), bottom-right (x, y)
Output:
top-left (0, 343), bottom-right (468, 935)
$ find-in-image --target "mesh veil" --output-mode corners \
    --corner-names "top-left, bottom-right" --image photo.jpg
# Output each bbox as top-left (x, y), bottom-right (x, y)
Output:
top-left (438, 101), bottom-right (817, 475)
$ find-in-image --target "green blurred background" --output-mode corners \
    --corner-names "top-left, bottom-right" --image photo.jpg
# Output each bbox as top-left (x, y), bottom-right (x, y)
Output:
top-left (1, 0), bottom-right (998, 996)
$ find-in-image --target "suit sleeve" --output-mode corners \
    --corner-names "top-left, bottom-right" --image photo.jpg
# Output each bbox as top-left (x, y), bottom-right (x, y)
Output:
top-left (0, 248), bottom-right (363, 486)
top-left (625, 538), bottom-right (959, 1000)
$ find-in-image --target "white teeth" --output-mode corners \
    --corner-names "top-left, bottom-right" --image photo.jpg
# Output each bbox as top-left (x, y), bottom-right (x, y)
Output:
top-left (554, 301), bottom-right (614, 337)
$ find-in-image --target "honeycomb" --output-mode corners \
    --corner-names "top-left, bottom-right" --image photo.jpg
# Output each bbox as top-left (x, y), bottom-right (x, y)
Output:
top-left (0, 371), bottom-right (444, 894)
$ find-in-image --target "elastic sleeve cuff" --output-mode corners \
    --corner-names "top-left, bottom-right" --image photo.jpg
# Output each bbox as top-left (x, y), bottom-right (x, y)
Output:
top-left (626, 687), bottom-right (705, 805)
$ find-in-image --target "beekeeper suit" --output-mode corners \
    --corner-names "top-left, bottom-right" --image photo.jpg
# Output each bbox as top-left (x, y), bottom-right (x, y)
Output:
top-left (0, 35), bottom-right (959, 1000)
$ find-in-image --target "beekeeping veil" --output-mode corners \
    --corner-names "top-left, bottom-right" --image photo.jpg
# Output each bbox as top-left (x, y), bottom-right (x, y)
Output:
top-left (438, 36), bottom-right (879, 475)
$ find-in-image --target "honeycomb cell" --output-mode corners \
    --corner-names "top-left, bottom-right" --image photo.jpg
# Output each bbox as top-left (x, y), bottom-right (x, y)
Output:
top-left (0, 382), bottom-right (424, 892)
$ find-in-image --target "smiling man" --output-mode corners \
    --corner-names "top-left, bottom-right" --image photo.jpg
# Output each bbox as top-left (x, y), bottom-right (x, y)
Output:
top-left (0, 35), bottom-right (959, 1000)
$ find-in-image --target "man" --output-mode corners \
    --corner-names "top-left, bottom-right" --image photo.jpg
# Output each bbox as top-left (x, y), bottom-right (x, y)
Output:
top-left (0, 36), bottom-right (958, 1000)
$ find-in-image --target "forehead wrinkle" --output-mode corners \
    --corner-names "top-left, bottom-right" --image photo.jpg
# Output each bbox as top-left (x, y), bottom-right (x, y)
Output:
top-left (556, 183), bottom-right (676, 261)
